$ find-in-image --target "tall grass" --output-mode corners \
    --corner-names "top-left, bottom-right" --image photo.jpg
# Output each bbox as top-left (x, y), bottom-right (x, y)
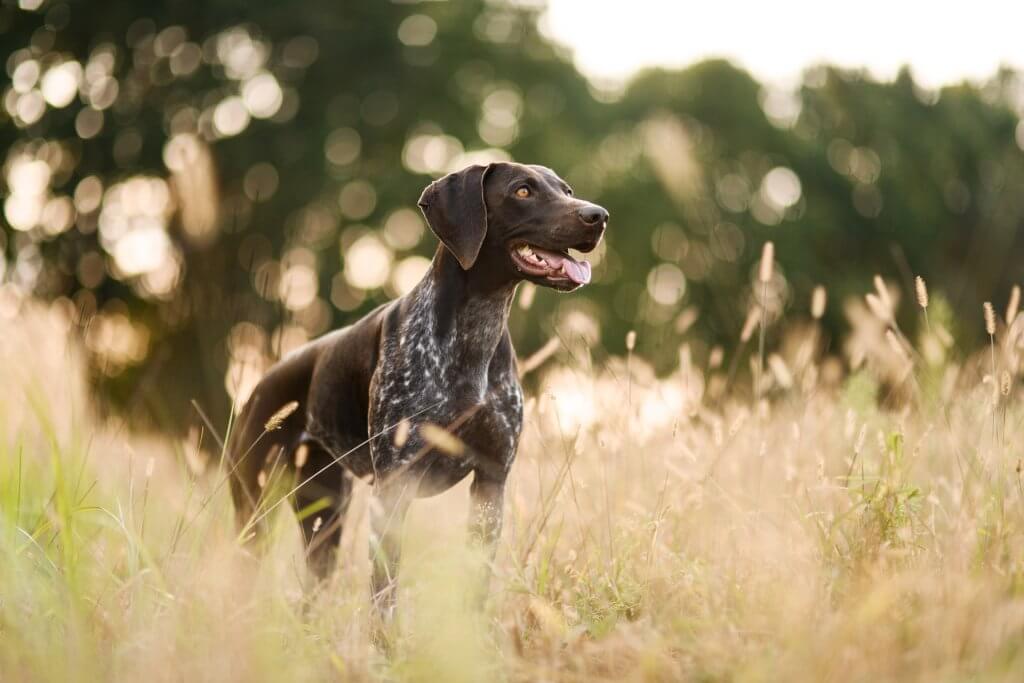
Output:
top-left (4, 281), bottom-right (1024, 682)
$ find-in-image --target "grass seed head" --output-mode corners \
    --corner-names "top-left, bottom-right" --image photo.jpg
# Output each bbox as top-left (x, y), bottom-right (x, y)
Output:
top-left (519, 337), bottom-right (562, 377)
top-left (984, 302), bottom-right (996, 336)
top-left (1001, 371), bottom-right (1012, 397)
top-left (675, 306), bottom-right (699, 334)
top-left (811, 285), bottom-right (827, 320)
top-left (420, 422), bottom-right (465, 456)
top-left (394, 418), bottom-right (410, 448)
top-left (874, 275), bottom-right (893, 312)
top-left (626, 330), bottom-right (637, 351)
top-left (294, 443), bottom-right (309, 469)
top-left (885, 329), bottom-right (909, 361)
top-left (518, 282), bottom-right (537, 310)
top-left (915, 276), bottom-right (929, 309)
top-left (1007, 285), bottom-right (1020, 325)
top-left (264, 400), bottom-right (299, 431)
top-left (768, 354), bottom-right (793, 389)
top-left (865, 293), bottom-right (891, 322)
top-left (759, 242), bottom-right (775, 283)
top-left (740, 307), bottom-right (760, 342)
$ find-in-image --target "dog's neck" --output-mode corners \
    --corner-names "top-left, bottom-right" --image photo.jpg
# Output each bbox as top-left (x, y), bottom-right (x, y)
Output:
top-left (410, 245), bottom-right (517, 371)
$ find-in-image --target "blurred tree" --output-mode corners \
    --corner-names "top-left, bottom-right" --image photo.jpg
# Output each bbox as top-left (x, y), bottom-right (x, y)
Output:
top-left (2, 1), bottom-right (1023, 429)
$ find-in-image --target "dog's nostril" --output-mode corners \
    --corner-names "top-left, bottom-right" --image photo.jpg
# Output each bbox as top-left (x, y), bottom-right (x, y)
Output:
top-left (579, 205), bottom-right (609, 226)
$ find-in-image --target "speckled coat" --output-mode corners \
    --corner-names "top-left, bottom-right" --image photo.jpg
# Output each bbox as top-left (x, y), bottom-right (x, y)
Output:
top-left (227, 245), bottom-right (524, 602)
top-left (307, 251), bottom-right (524, 491)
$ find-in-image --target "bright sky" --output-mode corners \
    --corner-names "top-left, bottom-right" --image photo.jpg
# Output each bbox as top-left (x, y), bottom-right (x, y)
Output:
top-left (541, 0), bottom-right (1024, 89)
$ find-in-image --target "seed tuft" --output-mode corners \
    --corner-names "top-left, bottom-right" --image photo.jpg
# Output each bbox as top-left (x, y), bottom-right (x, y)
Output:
top-left (758, 242), bottom-right (774, 283)
top-left (865, 293), bottom-right (890, 322)
top-left (420, 422), bottom-right (465, 456)
top-left (811, 286), bottom-right (826, 320)
top-left (984, 302), bottom-right (996, 336)
top-left (264, 401), bottom-right (300, 432)
top-left (1007, 286), bottom-right (1020, 326)
top-left (740, 307), bottom-right (760, 342)
top-left (915, 276), bottom-right (928, 309)
top-left (294, 444), bottom-right (309, 469)
top-left (885, 329), bottom-right (908, 361)
top-left (874, 275), bottom-right (893, 313)
top-left (393, 419), bottom-right (410, 448)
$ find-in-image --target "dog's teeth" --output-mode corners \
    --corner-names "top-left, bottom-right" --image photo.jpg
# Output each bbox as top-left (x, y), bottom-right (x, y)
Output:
top-left (518, 245), bottom-right (533, 257)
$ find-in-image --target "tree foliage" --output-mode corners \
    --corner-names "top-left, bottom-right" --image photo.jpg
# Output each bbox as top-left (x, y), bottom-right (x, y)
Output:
top-left (2, 1), bottom-right (1023, 427)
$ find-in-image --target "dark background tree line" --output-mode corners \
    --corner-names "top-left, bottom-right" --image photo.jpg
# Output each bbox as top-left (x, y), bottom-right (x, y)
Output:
top-left (2, 0), bottom-right (1023, 429)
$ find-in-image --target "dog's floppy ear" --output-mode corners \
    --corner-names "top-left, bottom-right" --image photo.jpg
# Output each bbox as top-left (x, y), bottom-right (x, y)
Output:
top-left (417, 164), bottom-right (491, 270)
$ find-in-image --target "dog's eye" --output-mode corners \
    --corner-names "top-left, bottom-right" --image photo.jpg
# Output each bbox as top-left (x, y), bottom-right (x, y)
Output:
top-left (515, 186), bottom-right (530, 199)
top-left (565, 187), bottom-right (573, 196)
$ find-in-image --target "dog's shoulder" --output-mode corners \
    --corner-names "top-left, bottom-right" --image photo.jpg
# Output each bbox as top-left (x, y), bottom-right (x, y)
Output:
top-left (312, 300), bottom-right (394, 373)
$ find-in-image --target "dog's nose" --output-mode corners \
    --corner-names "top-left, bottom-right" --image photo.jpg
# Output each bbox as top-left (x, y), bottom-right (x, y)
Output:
top-left (578, 204), bottom-right (609, 226)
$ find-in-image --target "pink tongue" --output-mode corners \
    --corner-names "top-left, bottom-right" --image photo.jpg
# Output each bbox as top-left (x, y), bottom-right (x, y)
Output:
top-left (561, 258), bottom-right (592, 284)
top-left (533, 248), bottom-right (592, 285)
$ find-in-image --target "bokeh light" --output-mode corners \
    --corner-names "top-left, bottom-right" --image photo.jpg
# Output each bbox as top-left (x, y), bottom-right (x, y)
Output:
top-left (242, 72), bottom-right (283, 119)
top-left (397, 14), bottom-right (437, 47)
top-left (213, 96), bottom-right (250, 137)
top-left (343, 235), bottom-right (393, 290)
top-left (0, 0), bottom-right (1021, 429)
top-left (392, 255), bottom-right (431, 295)
top-left (647, 263), bottom-right (687, 306)
top-left (760, 167), bottom-right (802, 212)
top-left (403, 131), bottom-right (464, 175)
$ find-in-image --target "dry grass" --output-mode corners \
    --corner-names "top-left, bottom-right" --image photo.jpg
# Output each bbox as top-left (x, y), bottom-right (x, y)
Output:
top-left (4, 288), bottom-right (1024, 682)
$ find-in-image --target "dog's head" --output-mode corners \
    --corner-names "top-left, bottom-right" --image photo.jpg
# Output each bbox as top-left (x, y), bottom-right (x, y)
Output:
top-left (418, 162), bottom-right (608, 291)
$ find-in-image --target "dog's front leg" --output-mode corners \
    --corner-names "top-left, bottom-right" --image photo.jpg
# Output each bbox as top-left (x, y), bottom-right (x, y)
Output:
top-left (369, 477), bottom-right (414, 622)
top-left (468, 471), bottom-right (506, 603)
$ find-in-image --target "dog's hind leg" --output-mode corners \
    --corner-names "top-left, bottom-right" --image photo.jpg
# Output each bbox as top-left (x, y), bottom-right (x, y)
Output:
top-left (294, 439), bottom-right (353, 578)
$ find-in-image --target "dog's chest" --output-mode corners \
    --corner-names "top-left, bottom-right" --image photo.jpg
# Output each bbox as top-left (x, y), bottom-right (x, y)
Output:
top-left (368, 284), bottom-right (523, 476)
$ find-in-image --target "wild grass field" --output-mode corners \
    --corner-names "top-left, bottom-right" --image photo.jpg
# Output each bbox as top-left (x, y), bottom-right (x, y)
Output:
top-left (4, 270), bottom-right (1024, 682)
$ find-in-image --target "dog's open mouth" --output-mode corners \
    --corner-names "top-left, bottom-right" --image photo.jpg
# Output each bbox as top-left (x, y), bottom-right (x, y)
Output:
top-left (509, 243), bottom-right (592, 286)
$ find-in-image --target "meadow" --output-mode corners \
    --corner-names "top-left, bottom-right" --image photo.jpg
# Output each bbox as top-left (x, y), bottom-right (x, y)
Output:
top-left (3, 267), bottom-right (1024, 683)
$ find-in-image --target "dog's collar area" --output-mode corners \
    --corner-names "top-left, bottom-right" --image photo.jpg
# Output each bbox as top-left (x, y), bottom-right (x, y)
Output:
top-left (509, 242), bottom-right (592, 285)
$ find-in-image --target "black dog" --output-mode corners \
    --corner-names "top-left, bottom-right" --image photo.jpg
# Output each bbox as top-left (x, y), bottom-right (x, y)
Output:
top-left (227, 162), bottom-right (608, 611)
